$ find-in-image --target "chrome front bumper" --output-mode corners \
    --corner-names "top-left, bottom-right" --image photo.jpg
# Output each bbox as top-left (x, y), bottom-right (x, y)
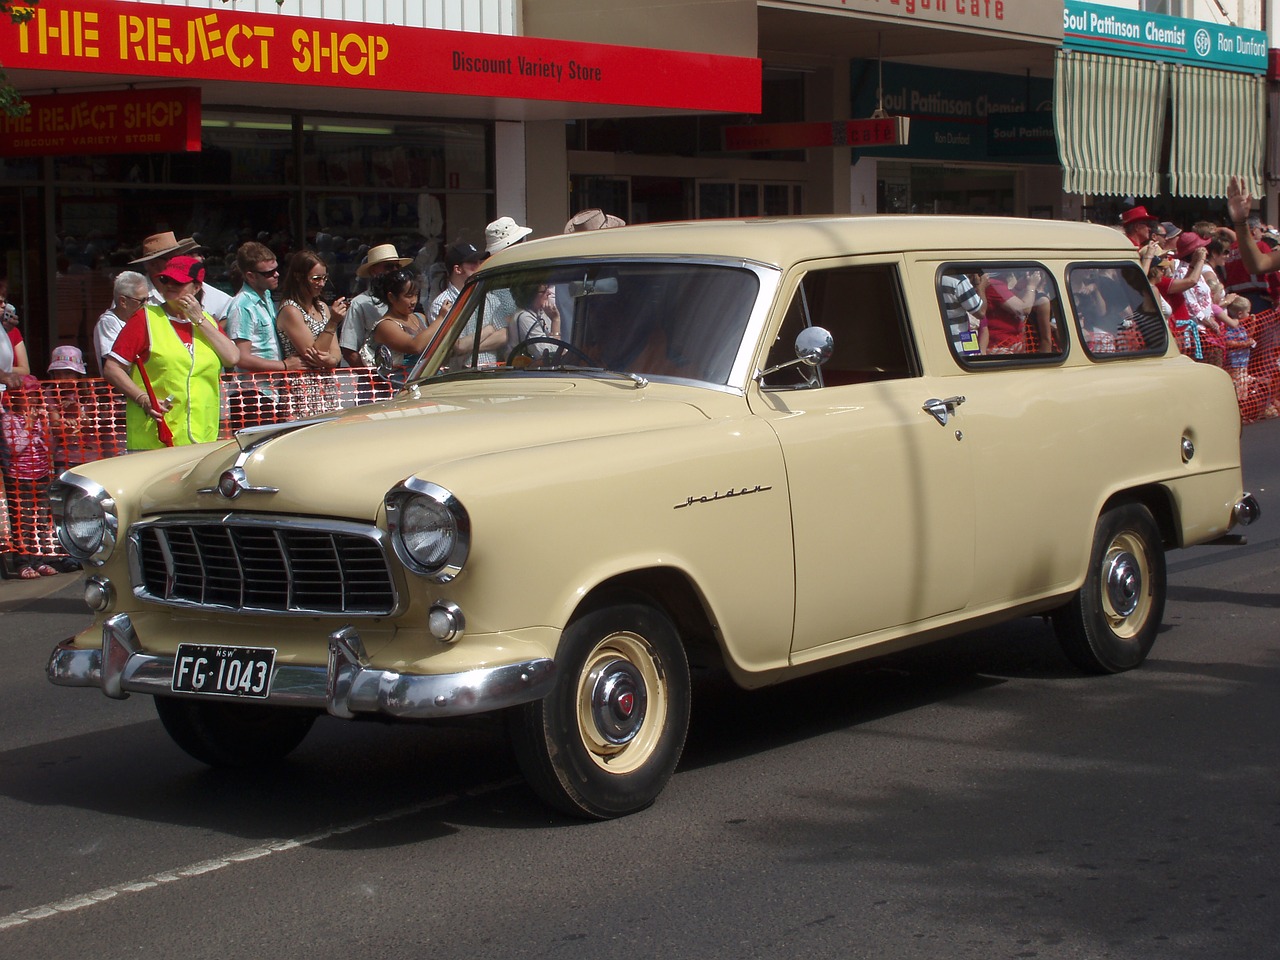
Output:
top-left (47, 614), bottom-right (557, 720)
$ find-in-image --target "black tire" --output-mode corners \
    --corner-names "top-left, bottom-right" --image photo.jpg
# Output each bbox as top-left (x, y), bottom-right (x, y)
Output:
top-left (154, 696), bottom-right (317, 768)
top-left (507, 603), bottom-right (691, 819)
top-left (1052, 502), bottom-right (1166, 674)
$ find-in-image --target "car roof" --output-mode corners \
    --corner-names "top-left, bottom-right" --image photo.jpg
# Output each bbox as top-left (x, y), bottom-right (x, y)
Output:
top-left (485, 215), bottom-right (1136, 271)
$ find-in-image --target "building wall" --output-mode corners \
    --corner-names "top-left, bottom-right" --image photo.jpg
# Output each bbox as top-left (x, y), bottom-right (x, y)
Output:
top-left (1086, 0), bottom-right (1262, 30)
top-left (113, 0), bottom-right (518, 33)
top-left (522, 0), bottom-right (757, 56)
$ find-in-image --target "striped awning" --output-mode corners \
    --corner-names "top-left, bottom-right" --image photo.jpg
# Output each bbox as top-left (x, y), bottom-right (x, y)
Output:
top-left (1054, 50), bottom-right (1168, 198)
top-left (1169, 65), bottom-right (1265, 199)
top-left (1268, 88), bottom-right (1280, 185)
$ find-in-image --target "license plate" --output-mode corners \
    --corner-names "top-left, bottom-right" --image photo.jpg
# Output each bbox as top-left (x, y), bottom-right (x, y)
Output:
top-left (172, 644), bottom-right (276, 699)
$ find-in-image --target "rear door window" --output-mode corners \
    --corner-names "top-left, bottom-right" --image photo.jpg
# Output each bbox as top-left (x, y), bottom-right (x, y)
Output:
top-left (1066, 263), bottom-right (1168, 358)
top-left (937, 263), bottom-right (1067, 363)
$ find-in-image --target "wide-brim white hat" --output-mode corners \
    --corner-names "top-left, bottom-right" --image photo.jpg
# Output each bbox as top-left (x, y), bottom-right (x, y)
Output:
top-left (485, 217), bottom-right (533, 254)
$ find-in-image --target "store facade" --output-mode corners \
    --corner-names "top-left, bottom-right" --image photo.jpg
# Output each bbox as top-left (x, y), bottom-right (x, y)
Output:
top-left (1055, 0), bottom-right (1267, 225)
top-left (541, 0), bottom-right (1063, 223)
top-left (0, 0), bottom-right (759, 373)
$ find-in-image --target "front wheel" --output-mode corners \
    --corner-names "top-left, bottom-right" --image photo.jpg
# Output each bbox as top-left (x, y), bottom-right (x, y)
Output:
top-left (507, 603), bottom-right (691, 819)
top-left (154, 696), bottom-right (318, 767)
top-left (1052, 502), bottom-right (1166, 674)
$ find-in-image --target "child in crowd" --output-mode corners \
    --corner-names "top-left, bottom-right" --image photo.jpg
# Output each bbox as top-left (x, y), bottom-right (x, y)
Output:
top-left (1221, 295), bottom-right (1257, 403)
top-left (0, 375), bottom-right (56, 578)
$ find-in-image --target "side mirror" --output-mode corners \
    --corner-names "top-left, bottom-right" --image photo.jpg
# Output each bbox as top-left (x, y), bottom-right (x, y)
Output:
top-left (795, 326), bottom-right (833, 366)
top-left (755, 326), bottom-right (834, 385)
top-left (374, 343), bottom-right (396, 382)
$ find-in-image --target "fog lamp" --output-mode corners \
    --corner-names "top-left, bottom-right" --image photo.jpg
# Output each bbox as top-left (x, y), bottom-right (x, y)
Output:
top-left (84, 576), bottom-right (114, 613)
top-left (428, 601), bottom-right (465, 643)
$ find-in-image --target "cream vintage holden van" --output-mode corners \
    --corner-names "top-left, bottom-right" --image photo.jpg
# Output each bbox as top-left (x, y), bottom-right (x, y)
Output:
top-left (47, 217), bottom-right (1257, 818)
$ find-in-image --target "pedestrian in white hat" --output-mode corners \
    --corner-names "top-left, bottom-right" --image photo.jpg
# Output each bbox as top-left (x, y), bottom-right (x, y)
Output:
top-left (342, 243), bottom-right (414, 366)
top-left (485, 217), bottom-right (533, 254)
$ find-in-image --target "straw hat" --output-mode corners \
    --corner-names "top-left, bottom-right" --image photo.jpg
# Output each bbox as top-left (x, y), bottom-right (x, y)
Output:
top-left (564, 209), bottom-right (626, 233)
top-left (356, 243), bottom-right (413, 278)
top-left (129, 231), bottom-right (197, 265)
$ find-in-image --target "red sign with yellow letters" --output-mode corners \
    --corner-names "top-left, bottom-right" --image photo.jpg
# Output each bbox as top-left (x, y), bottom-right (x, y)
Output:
top-left (0, 0), bottom-right (761, 113)
top-left (1, 87), bottom-right (200, 157)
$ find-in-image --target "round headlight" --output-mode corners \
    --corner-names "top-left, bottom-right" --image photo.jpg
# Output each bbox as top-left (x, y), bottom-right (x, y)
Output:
top-left (400, 495), bottom-right (456, 568)
top-left (386, 479), bottom-right (470, 582)
top-left (61, 488), bottom-right (108, 557)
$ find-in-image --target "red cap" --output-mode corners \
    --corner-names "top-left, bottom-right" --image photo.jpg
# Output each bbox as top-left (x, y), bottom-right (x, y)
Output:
top-left (155, 255), bottom-right (206, 286)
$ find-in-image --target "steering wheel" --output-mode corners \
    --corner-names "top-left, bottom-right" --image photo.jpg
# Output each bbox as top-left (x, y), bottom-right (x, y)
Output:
top-left (507, 336), bottom-right (593, 367)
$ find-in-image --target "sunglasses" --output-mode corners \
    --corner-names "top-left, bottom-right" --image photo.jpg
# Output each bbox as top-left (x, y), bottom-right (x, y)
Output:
top-left (249, 267), bottom-right (280, 277)
top-left (308, 274), bottom-right (330, 283)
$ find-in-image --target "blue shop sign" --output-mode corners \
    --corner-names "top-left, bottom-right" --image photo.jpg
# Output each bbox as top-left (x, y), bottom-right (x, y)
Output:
top-left (1063, 1), bottom-right (1266, 73)
top-left (849, 60), bottom-right (1055, 164)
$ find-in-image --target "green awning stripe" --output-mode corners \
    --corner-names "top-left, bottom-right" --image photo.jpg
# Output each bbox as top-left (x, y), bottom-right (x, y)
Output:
top-left (1169, 65), bottom-right (1264, 199)
top-left (1054, 49), bottom-right (1168, 198)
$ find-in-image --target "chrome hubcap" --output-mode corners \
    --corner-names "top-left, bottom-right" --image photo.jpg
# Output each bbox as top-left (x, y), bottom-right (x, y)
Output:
top-left (589, 658), bottom-right (648, 745)
top-left (1104, 549), bottom-right (1142, 618)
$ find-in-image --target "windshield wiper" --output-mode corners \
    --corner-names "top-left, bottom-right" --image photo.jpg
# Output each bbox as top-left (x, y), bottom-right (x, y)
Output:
top-left (532, 364), bottom-right (648, 388)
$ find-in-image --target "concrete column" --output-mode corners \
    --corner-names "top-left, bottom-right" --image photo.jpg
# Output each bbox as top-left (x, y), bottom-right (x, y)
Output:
top-left (493, 120), bottom-right (527, 226)
top-left (805, 60), bottom-right (852, 214)
top-left (524, 119), bottom-right (570, 238)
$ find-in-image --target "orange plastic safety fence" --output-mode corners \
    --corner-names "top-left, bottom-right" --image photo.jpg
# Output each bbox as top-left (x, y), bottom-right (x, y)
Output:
top-left (0, 370), bottom-right (394, 563)
top-left (1236, 307), bottom-right (1280, 424)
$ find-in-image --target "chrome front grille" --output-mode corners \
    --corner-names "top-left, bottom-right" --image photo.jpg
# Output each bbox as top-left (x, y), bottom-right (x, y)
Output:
top-left (132, 516), bottom-right (398, 615)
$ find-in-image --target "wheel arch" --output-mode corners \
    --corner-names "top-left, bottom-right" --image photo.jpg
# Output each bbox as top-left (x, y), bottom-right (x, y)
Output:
top-left (569, 566), bottom-right (727, 673)
top-left (1102, 484), bottom-right (1178, 550)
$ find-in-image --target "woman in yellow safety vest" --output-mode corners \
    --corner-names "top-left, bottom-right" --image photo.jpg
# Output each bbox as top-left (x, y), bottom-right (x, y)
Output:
top-left (102, 255), bottom-right (239, 451)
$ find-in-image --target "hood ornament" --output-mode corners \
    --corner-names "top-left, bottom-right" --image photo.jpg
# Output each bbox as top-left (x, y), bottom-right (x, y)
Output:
top-left (198, 464), bottom-right (279, 499)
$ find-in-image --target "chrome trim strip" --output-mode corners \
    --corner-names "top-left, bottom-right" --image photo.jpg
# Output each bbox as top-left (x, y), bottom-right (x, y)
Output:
top-left (47, 624), bottom-right (556, 720)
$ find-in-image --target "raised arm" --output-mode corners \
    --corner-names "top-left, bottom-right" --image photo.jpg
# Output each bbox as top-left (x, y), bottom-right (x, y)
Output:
top-left (1227, 176), bottom-right (1280, 275)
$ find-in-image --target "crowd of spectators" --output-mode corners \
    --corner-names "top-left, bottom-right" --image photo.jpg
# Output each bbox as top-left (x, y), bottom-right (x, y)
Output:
top-left (0, 209), bottom-right (629, 575)
top-left (1120, 196), bottom-right (1280, 421)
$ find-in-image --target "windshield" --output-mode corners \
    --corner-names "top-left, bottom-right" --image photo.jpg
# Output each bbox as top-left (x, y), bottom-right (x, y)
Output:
top-left (416, 261), bottom-right (761, 386)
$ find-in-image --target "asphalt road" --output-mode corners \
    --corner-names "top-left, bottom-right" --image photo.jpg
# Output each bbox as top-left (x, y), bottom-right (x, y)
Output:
top-left (2, 422), bottom-right (1278, 960)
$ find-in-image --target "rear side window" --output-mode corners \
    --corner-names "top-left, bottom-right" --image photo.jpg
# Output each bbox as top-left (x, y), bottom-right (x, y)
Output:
top-left (1066, 263), bottom-right (1168, 358)
top-left (937, 263), bottom-right (1067, 363)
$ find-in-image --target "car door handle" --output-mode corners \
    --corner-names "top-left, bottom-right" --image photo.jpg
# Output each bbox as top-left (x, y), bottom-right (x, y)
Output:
top-left (922, 395), bottom-right (966, 426)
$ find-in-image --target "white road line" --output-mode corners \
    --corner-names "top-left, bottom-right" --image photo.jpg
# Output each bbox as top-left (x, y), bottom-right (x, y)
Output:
top-left (0, 779), bottom-right (519, 932)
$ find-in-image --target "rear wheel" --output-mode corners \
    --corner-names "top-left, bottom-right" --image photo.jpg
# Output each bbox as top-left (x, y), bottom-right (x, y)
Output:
top-left (1052, 502), bottom-right (1166, 674)
top-left (154, 696), bottom-right (317, 767)
top-left (508, 603), bottom-right (691, 819)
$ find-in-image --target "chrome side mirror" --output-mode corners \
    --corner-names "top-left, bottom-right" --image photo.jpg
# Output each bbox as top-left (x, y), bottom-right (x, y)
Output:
top-left (756, 326), bottom-right (834, 384)
top-left (795, 326), bottom-right (833, 366)
top-left (374, 343), bottom-right (396, 382)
